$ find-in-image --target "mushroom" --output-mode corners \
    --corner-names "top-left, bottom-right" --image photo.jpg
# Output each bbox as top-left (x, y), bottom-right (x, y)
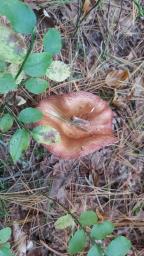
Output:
top-left (36, 91), bottom-right (117, 159)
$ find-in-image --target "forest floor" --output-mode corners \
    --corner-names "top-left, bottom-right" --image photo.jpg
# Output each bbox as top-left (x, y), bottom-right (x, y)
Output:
top-left (0, 0), bottom-right (144, 255)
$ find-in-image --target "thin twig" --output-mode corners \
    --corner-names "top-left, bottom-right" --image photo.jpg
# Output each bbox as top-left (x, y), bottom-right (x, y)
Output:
top-left (40, 240), bottom-right (68, 256)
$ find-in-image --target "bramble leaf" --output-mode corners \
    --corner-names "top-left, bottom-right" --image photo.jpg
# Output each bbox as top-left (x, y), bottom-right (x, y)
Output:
top-left (79, 210), bottom-right (98, 227)
top-left (54, 214), bottom-right (75, 230)
top-left (9, 129), bottom-right (30, 163)
top-left (91, 220), bottom-right (114, 240)
top-left (32, 125), bottom-right (61, 145)
top-left (23, 52), bottom-right (52, 77)
top-left (0, 24), bottom-right (26, 64)
top-left (0, 227), bottom-right (11, 244)
top-left (43, 28), bottom-right (62, 55)
top-left (18, 108), bottom-right (43, 124)
top-left (105, 236), bottom-right (132, 256)
top-left (0, 0), bottom-right (36, 34)
top-left (46, 61), bottom-right (70, 82)
top-left (87, 245), bottom-right (103, 256)
top-left (68, 229), bottom-right (87, 254)
top-left (25, 78), bottom-right (49, 94)
top-left (0, 114), bottom-right (14, 133)
top-left (0, 74), bottom-right (17, 94)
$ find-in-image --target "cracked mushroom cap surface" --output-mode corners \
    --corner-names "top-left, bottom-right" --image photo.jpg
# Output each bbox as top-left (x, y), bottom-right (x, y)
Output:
top-left (36, 91), bottom-right (117, 159)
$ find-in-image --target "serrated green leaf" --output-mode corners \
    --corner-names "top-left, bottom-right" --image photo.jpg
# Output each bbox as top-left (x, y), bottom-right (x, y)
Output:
top-left (18, 108), bottom-right (43, 124)
top-left (79, 210), bottom-right (98, 227)
top-left (91, 221), bottom-right (114, 240)
top-left (105, 236), bottom-right (132, 256)
top-left (0, 114), bottom-right (14, 133)
top-left (32, 125), bottom-right (61, 145)
top-left (0, 24), bottom-right (26, 65)
top-left (0, 74), bottom-right (17, 94)
top-left (87, 245), bottom-right (103, 256)
top-left (0, 0), bottom-right (36, 34)
top-left (43, 28), bottom-right (62, 55)
top-left (54, 214), bottom-right (75, 230)
top-left (46, 61), bottom-right (70, 82)
top-left (23, 52), bottom-right (52, 77)
top-left (25, 78), bottom-right (49, 94)
top-left (0, 227), bottom-right (11, 244)
top-left (9, 129), bottom-right (30, 163)
top-left (68, 229), bottom-right (87, 255)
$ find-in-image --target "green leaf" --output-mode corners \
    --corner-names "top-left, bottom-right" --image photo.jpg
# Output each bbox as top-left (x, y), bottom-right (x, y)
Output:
top-left (0, 74), bottom-right (17, 94)
top-left (18, 108), bottom-right (43, 124)
top-left (32, 125), bottom-right (61, 145)
top-left (91, 221), bottom-right (114, 240)
top-left (23, 52), bottom-right (52, 77)
top-left (68, 229), bottom-right (87, 255)
top-left (87, 245), bottom-right (103, 256)
top-left (25, 78), bottom-right (49, 94)
top-left (0, 114), bottom-right (14, 133)
top-left (79, 210), bottom-right (98, 227)
top-left (0, 227), bottom-right (11, 244)
top-left (0, 0), bottom-right (36, 34)
top-left (105, 236), bottom-right (132, 256)
top-left (43, 28), bottom-right (62, 55)
top-left (9, 129), bottom-right (30, 163)
top-left (0, 245), bottom-right (13, 256)
top-left (0, 60), bottom-right (6, 73)
top-left (46, 61), bottom-right (70, 82)
top-left (0, 24), bottom-right (26, 65)
top-left (54, 214), bottom-right (75, 230)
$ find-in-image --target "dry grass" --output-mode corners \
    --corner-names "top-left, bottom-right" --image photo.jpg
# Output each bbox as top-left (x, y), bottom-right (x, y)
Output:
top-left (0, 0), bottom-right (144, 255)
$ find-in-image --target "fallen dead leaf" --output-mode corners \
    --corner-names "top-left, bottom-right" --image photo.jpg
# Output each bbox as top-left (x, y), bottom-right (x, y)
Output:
top-left (83, 0), bottom-right (91, 15)
top-left (105, 69), bottom-right (129, 88)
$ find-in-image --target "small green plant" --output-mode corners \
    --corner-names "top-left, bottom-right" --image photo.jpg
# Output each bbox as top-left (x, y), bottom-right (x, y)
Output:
top-left (0, 227), bottom-right (14, 256)
top-left (0, 0), bottom-right (71, 163)
top-left (55, 210), bottom-right (132, 255)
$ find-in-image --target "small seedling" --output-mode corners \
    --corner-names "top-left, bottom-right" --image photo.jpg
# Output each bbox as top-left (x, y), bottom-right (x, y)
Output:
top-left (0, 227), bottom-right (14, 256)
top-left (55, 210), bottom-right (132, 255)
top-left (0, 0), bottom-right (70, 163)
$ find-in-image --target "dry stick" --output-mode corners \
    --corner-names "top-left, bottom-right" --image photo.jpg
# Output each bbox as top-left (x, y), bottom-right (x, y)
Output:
top-left (40, 240), bottom-right (68, 256)
top-left (73, 0), bottom-right (102, 37)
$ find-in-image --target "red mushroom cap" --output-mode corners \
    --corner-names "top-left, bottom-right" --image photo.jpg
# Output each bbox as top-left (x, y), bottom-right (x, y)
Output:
top-left (36, 91), bottom-right (117, 159)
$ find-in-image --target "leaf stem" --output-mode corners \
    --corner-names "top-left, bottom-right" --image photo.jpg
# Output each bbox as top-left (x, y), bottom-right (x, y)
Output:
top-left (15, 30), bottom-right (36, 80)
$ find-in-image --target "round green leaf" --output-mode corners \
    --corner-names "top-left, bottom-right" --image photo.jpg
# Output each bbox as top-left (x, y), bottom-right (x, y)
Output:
top-left (43, 28), bottom-right (62, 55)
top-left (0, 24), bottom-right (26, 64)
top-left (9, 129), bottom-right (30, 163)
top-left (91, 221), bottom-right (114, 240)
top-left (68, 229), bottom-right (87, 255)
top-left (46, 61), bottom-right (70, 82)
top-left (87, 245), bottom-right (103, 256)
top-left (18, 108), bottom-right (43, 124)
top-left (25, 78), bottom-right (49, 94)
top-left (0, 0), bottom-right (36, 34)
top-left (23, 52), bottom-right (52, 77)
top-left (54, 214), bottom-right (75, 230)
top-left (32, 125), bottom-right (61, 145)
top-left (0, 114), bottom-right (14, 133)
top-left (105, 236), bottom-right (132, 256)
top-left (0, 74), bottom-right (17, 94)
top-left (0, 227), bottom-right (11, 244)
top-left (79, 211), bottom-right (98, 227)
